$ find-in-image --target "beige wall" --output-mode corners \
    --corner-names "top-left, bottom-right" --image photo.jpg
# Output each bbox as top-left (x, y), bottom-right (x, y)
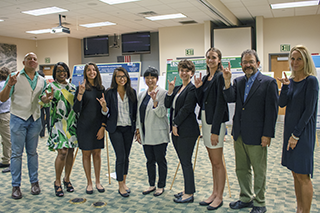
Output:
top-left (159, 24), bottom-right (205, 75)
top-left (67, 37), bottom-right (82, 71)
top-left (0, 36), bottom-right (36, 71)
top-left (263, 15), bottom-right (320, 71)
top-left (0, 36), bottom-right (81, 73)
top-left (37, 37), bottom-right (69, 66)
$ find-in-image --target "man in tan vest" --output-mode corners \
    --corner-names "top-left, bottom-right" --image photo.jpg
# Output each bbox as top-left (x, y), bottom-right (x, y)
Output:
top-left (0, 52), bottom-right (46, 199)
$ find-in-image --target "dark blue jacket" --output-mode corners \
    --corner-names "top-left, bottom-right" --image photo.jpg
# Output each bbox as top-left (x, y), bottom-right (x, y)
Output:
top-left (165, 82), bottom-right (200, 138)
top-left (223, 72), bottom-right (278, 145)
top-left (104, 88), bottom-right (137, 134)
top-left (195, 71), bottom-right (229, 135)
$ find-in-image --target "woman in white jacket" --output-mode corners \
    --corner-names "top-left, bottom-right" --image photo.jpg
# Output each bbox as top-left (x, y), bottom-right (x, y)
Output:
top-left (136, 67), bottom-right (169, 197)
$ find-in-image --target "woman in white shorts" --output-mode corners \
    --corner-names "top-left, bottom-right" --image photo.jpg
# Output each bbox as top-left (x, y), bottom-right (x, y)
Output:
top-left (194, 47), bottom-right (229, 211)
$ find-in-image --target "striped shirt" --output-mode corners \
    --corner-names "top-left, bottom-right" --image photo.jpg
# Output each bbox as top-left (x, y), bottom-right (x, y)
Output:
top-left (117, 92), bottom-right (131, 126)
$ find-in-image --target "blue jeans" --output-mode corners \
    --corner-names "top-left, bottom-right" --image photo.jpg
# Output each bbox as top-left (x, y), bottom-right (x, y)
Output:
top-left (10, 114), bottom-right (42, 187)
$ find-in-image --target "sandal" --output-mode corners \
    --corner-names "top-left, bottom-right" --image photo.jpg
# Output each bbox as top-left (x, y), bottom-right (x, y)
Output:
top-left (63, 178), bottom-right (74, 192)
top-left (54, 182), bottom-right (64, 197)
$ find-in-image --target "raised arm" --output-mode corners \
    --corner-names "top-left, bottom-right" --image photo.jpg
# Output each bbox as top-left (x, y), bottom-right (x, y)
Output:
top-left (0, 72), bottom-right (19, 102)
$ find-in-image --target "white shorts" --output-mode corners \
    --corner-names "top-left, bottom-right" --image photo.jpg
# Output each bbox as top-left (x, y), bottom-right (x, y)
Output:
top-left (201, 110), bottom-right (226, 149)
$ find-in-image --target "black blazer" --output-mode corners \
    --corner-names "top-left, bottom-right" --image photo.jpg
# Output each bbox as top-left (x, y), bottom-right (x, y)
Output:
top-left (104, 88), bottom-right (137, 134)
top-left (195, 71), bottom-right (229, 135)
top-left (165, 82), bottom-right (200, 138)
top-left (223, 72), bottom-right (278, 145)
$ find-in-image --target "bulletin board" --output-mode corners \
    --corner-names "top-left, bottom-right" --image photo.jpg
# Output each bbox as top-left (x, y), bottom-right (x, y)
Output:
top-left (71, 62), bottom-right (141, 91)
top-left (165, 57), bottom-right (241, 90)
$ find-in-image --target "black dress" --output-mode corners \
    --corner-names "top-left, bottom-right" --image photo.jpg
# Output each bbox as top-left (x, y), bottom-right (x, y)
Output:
top-left (73, 86), bottom-right (105, 150)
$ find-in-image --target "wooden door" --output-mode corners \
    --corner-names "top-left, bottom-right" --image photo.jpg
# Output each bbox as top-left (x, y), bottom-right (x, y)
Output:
top-left (39, 64), bottom-right (54, 76)
top-left (270, 54), bottom-right (290, 115)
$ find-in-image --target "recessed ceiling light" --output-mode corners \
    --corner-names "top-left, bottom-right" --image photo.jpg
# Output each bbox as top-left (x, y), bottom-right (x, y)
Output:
top-left (145, 13), bottom-right (187, 21)
top-left (99, 0), bottom-right (140, 5)
top-left (270, 0), bottom-right (319, 9)
top-left (22, 6), bottom-right (68, 16)
top-left (26, 29), bottom-right (52, 34)
top-left (0, 20), bottom-right (4, 22)
top-left (80, 21), bottom-right (116, 28)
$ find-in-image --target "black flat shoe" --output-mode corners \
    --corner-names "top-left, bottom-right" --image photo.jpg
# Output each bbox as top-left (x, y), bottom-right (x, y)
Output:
top-left (229, 200), bottom-right (253, 209)
top-left (96, 185), bottom-right (105, 193)
top-left (118, 190), bottom-right (129, 197)
top-left (207, 201), bottom-right (223, 210)
top-left (153, 188), bottom-right (164, 197)
top-left (0, 163), bottom-right (10, 168)
top-left (142, 187), bottom-right (156, 195)
top-left (174, 192), bottom-right (183, 198)
top-left (63, 178), bottom-right (74, 192)
top-left (199, 200), bottom-right (212, 206)
top-left (54, 182), bottom-right (64, 197)
top-left (126, 188), bottom-right (131, 193)
top-left (173, 195), bottom-right (194, 203)
top-left (86, 186), bottom-right (93, 194)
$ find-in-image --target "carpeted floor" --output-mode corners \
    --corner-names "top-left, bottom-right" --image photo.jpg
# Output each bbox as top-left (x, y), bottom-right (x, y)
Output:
top-left (0, 122), bottom-right (319, 213)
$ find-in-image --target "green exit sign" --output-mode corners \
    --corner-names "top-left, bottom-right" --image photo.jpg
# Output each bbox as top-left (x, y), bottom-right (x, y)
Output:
top-left (280, 44), bottom-right (290, 52)
top-left (185, 48), bottom-right (194, 56)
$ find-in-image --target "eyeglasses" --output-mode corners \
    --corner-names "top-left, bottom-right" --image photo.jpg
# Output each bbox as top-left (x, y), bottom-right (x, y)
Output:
top-left (242, 60), bottom-right (256, 65)
top-left (56, 70), bottom-right (67, 73)
top-left (116, 75), bottom-right (127, 79)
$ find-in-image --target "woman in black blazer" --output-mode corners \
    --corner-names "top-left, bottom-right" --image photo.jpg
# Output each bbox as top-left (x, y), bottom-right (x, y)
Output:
top-left (165, 59), bottom-right (200, 203)
top-left (102, 67), bottom-right (137, 197)
top-left (194, 48), bottom-right (229, 210)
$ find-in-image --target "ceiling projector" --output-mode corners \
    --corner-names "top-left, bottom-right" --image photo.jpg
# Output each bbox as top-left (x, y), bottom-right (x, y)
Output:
top-left (51, 14), bottom-right (70, 34)
top-left (51, 26), bottom-right (70, 34)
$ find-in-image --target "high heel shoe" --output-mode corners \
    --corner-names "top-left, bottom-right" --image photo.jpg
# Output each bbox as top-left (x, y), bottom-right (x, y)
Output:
top-left (63, 178), bottom-right (74, 192)
top-left (54, 182), bottom-right (64, 197)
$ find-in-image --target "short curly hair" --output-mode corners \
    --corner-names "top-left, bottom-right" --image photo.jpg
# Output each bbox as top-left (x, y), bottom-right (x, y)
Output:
top-left (0, 67), bottom-right (10, 81)
top-left (178, 59), bottom-right (195, 74)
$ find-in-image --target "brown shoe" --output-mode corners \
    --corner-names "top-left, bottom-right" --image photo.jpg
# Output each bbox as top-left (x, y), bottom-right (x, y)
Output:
top-left (31, 181), bottom-right (41, 195)
top-left (12, 186), bottom-right (22, 199)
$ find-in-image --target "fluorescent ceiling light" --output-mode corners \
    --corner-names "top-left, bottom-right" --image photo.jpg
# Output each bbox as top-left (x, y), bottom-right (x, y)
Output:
top-left (146, 13), bottom-right (186, 21)
top-left (26, 29), bottom-right (52, 34)
top-left (80, 21), bottom-right (116, 28)
top-left (99, 0), bottom-right (140, 5)
top-left (270, 0), bottom-right (319, 9)
top-left (22, 6), bottom-right (68, 16)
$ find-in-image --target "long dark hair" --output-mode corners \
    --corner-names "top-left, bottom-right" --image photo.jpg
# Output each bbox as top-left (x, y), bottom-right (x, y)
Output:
top-left (110, 67), bottom-right (136, 102)
top-left (83, 62), bottom-right (104, 90)
top-left (205, 47), bottom-right (222, 75)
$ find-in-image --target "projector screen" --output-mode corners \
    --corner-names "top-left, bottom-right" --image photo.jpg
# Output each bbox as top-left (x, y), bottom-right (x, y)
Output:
top-left (213, 27), bottom-right (252, 56)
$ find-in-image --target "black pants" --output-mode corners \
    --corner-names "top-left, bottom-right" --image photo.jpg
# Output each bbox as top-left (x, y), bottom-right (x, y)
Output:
top-left (40, 107), bottom-right (50, 137)
top-left (172, 135), bottom-right (198, 194)
top-left (143, 143), bottom-right (168, 188)
top-left (109, 126), bottom-right (134, 182)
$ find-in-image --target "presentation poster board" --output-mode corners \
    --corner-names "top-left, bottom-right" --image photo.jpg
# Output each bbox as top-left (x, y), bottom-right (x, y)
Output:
top-left (165, 57), bottom-right (241, 90)
top-left (71, 62), bottom-right (141, 91)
